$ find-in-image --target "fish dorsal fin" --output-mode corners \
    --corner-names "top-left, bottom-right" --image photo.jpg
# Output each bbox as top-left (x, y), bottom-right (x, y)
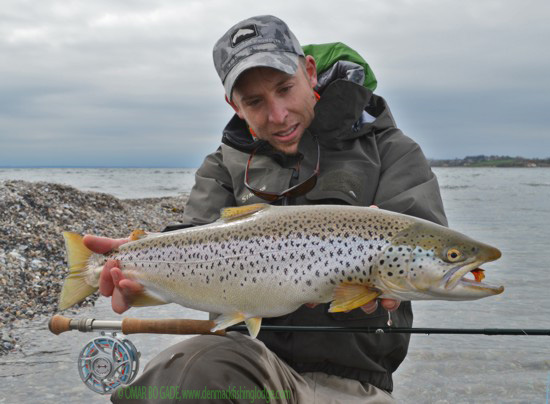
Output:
top-left (220, 203), bottom-right (270, 221)
top-left (329, 284), bottom-right (381, 313)
top-left (245, 317), bottom-right (262, 339)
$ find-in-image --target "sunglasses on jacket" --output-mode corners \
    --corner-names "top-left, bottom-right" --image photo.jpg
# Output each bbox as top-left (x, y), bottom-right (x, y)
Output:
top-left (244, 137), bottom-right (320, 202)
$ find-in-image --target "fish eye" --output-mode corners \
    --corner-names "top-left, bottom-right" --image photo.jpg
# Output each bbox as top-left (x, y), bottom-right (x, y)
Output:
top-left (446, 248), bottom-right (462, 262)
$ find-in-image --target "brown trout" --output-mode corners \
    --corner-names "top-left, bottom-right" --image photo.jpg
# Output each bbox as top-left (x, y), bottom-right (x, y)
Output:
top-left (59, 204), bottom-right (504, 337)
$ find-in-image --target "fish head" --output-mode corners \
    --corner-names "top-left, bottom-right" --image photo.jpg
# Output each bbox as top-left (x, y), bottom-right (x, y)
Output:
top-left (379, 221), bottom-right (504, 300)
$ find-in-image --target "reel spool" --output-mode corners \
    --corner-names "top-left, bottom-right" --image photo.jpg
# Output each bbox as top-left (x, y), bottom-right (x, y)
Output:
top-left (77, 332), bottom-right (140, 395)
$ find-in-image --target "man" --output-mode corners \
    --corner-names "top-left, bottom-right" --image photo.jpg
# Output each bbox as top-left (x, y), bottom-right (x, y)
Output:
top-left (85, 15), bottom-right (446, 403)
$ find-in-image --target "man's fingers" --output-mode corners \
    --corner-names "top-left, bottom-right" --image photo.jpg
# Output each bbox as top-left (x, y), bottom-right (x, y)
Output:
top-left (111, 287), bottom-right (130, 314)
top-left (83, 234), bottom-right (129, 254)
top-left (304, 303), bottom-right (318, 309)
top-left (360, 299), bottom-right (400, 314)
top-left (119, 278), bottom-right (144, 295)
top-left (381, 299), bottom-right (401, 312)
top-left (360, 300), bottom-right (378, 314)
top-left (99, 261), bottom-right (120, 297)
top-left (110, 273), bottom-right (144, 314)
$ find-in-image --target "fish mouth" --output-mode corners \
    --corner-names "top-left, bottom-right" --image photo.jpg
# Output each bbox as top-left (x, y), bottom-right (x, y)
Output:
top-left (457, 272), bottom-right (504, 294)
top-left (442, 246), bottom-right (504, 295)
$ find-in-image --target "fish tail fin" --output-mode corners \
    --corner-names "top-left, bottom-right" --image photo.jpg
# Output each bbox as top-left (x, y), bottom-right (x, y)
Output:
top-left (58, 232), bottom-right (99, 310)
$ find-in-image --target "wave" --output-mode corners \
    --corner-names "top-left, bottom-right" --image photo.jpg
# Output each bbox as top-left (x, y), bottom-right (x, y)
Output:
top-left (522, 182), bottom-right (550, 187)
top-left (441, 185), bottom-right (471, 190)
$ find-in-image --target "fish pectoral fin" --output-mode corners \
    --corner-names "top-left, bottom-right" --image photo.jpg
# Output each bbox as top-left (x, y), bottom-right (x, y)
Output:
top-left (220, 204), bottom-right (270, 221)
top-left (329, 284), bottom-right (381, 313)
top-left (244, 317), bottom-right (262, 339)
top-left (129, 290), bottom-right (169, 307)
top-left (211, 312), bottom-right (246, 332)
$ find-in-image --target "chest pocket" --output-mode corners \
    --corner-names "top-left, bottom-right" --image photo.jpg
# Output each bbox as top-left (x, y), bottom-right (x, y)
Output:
top-left (305, 144), bottom-right (380, 206)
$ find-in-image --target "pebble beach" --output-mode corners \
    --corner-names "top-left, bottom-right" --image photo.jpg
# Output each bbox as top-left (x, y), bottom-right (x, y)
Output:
top-left (0, 180), bottom-right (188, 355)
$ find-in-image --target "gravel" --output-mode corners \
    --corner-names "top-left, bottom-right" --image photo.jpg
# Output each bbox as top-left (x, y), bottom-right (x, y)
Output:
top-left (0, 180), bottom-right (188, 355)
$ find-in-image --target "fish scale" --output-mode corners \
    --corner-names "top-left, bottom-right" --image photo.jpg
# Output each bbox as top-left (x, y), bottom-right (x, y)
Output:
top-left (59, 203), bottom-right (504, 337)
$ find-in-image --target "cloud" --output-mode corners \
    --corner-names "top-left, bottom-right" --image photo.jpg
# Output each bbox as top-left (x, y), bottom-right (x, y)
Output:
top-left (1, 0), bottom-right (549, 167)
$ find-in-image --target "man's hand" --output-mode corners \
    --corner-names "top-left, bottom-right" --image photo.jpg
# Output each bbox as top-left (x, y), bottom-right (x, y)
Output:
top-left (360, 299), bottom-right (400, 314)
top-left (82, 235), bottom-right (143, 314)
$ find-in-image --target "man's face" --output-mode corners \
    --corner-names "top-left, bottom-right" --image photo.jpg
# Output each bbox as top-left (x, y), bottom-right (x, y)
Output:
top-left (230, 56), bottom-right (318, 155)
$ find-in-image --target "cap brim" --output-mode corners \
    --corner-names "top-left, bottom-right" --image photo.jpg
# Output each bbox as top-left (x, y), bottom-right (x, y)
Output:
top-left (224, 52), bottom-right (300, 100)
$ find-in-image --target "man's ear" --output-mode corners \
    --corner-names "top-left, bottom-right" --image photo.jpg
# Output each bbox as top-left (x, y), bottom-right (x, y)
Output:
top-left (304, 55), bottom-right (318, 89)
top-left (225, 95), bottom-right (245, 119)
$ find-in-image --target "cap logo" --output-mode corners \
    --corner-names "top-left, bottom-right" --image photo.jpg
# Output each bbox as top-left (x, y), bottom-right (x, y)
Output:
top-left (231, 24), bottom-right (258, 47)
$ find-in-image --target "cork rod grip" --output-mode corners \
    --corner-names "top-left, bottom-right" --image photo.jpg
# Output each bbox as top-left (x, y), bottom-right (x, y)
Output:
top-left (121, 318), bottom-right (226, 336)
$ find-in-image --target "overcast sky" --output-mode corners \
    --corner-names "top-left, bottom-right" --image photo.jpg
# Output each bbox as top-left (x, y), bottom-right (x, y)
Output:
top-left (1, 0), bottom-right (549, 167)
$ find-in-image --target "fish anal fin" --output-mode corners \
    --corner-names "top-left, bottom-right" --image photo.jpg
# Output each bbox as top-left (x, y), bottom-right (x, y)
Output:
top-left (211, 312), bottom-right (246, 332)
top-left (244, 317), bottom-right (262, 339)
top-left (220, 204), bottom-right (269, 221)
top-left (129, 290), bottom-right (168, 307)
top-left (329, 284), bottom-right (381, 313)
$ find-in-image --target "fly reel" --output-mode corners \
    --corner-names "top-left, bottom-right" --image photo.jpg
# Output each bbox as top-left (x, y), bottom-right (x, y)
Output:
top-left (77, 332), bottom-right (140, 395)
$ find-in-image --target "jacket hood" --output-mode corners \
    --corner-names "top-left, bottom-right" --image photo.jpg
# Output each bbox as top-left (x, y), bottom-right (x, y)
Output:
top-left (221, 59), bottom-right (397, 154)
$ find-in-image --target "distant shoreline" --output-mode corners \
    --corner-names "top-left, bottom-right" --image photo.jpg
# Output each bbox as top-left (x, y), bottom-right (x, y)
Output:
top-left (429, 155), bottom-right (550, 168)
top-left (2, 156), bottom-right (550, 169)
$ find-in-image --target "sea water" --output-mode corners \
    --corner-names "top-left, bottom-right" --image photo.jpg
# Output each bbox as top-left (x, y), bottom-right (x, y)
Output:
top-left (1, 167), bottom-right (549, 403)
top-left (0, 167), bottom-right (197, 199)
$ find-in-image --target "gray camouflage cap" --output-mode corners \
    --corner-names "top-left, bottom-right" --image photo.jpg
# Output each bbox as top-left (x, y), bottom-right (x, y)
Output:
top-left (213, 15), bottom-right (304, 100)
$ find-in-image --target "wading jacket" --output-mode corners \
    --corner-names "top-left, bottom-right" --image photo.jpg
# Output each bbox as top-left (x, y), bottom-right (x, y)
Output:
top-left (173, 65), bottom-right (447, 393)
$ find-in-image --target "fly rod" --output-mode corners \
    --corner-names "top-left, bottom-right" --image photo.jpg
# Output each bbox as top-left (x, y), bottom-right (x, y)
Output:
top-left (49, 315), bottom-right (550, 336)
